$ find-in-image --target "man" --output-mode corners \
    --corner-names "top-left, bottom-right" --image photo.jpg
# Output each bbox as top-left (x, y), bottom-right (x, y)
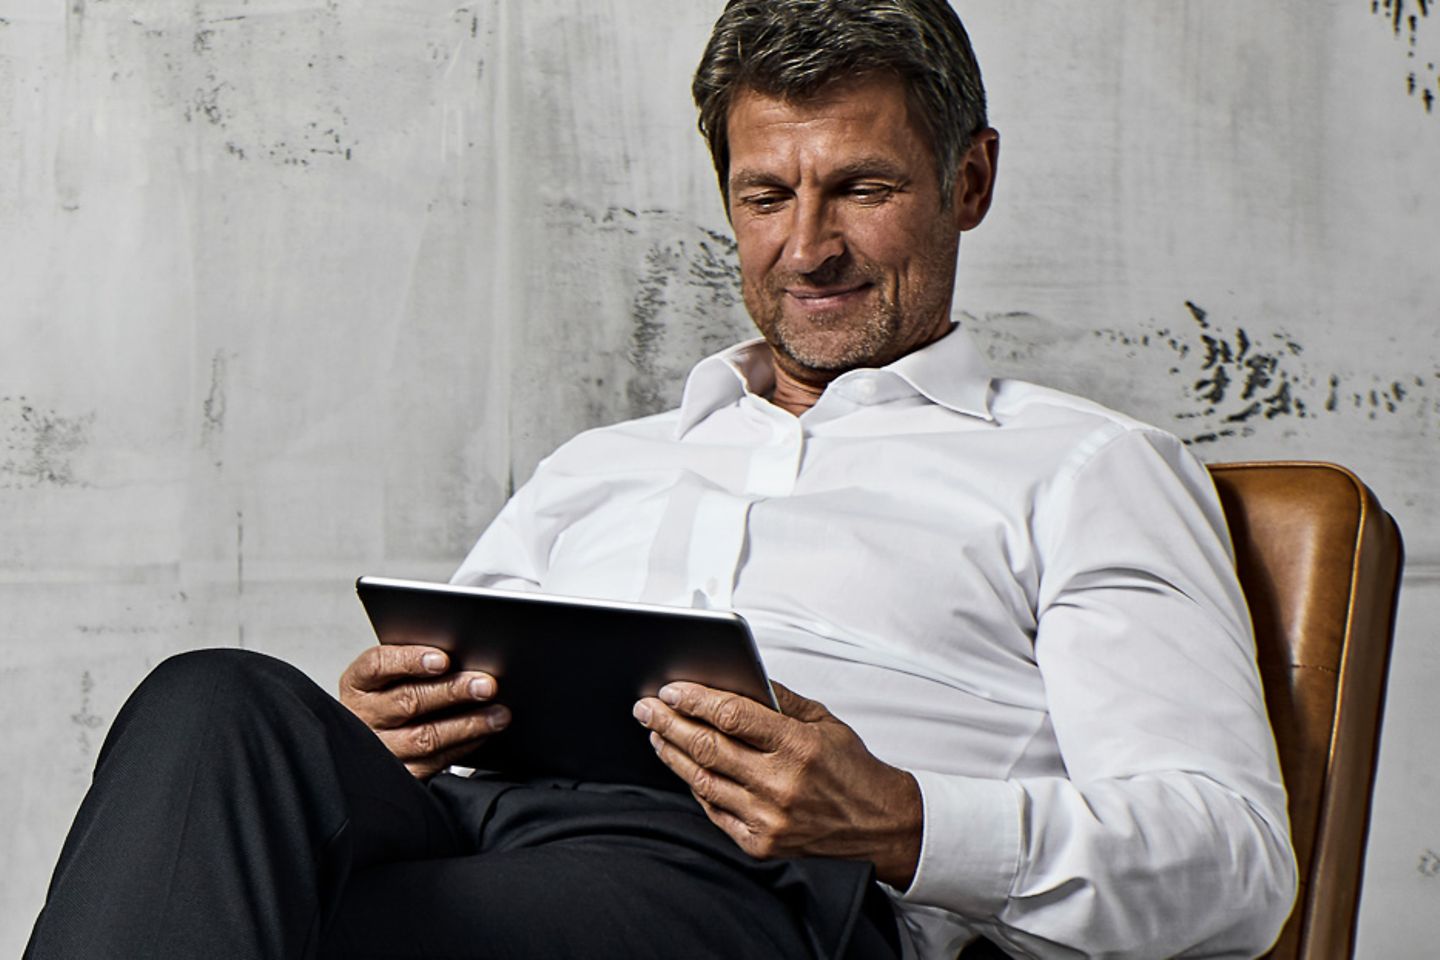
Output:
top-left (27, 2), bottom-right (1297, 958)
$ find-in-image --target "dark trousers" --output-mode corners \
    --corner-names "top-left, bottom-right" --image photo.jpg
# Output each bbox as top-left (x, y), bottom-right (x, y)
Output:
top-left (24, 649), bottom-right (902, 959)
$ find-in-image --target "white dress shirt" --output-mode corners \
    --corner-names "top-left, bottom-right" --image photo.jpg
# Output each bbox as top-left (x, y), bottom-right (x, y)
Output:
top-left (451, 327), bottom-right (1297, 959)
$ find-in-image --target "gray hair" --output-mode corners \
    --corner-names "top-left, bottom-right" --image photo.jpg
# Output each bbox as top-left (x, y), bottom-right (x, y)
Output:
top-left (692, 0), bottom-right (988, 205)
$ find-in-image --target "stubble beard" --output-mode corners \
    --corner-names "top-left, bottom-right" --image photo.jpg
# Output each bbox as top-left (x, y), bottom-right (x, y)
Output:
top-left (745, 263), bottom-right (904, 376)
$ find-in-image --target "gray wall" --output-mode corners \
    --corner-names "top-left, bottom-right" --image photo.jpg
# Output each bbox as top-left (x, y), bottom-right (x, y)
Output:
top-left (3, 1), bottom-right (1437, 954)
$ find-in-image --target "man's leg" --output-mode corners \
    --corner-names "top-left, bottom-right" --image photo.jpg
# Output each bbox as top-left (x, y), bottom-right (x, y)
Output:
top-left (324, 778), bottom-right (904, 960)
top-left (27, 648), bottom-right (902, 960)
top-left (25, 648), bottom-right (462, 960)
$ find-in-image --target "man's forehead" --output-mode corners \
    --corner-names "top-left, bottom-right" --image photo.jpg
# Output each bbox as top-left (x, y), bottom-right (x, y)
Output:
top-left (724, 77), bottom-right (930, 179)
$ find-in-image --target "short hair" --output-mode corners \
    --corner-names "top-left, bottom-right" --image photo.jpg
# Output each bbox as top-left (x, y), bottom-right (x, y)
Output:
top-left (692, 0), bottom-right (988, 204)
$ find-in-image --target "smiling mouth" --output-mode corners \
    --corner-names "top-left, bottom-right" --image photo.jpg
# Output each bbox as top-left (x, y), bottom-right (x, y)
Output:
top-left (785, 283), bottom-right (873, 310)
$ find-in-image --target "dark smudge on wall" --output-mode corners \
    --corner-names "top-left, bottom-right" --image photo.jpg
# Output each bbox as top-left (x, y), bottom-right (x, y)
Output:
top-left (201, 350), bottom-right (229, 468)
top-left (968, 304), bottom-right (1436, 447)
top-left (627, 226), bottom-right (743, 419)
top-left (70, 671), bottom-right (103, 759)
top-left (132, 5), bottom-right (365, 168)
top-left (1087, 301), bottom-right (1433, 444)
top-left (1, 396), bottom-right (94, 488)
top-left (534, 203), bottom-right (751, 432)
top-left (1372, 0), bottom-right (1439, 114)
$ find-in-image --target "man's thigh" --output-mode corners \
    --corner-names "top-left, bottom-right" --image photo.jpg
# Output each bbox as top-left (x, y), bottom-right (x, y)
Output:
top-left (325, 838), bottom-right (813, 959)
top-left (324, 777), bottom-right (895, 960)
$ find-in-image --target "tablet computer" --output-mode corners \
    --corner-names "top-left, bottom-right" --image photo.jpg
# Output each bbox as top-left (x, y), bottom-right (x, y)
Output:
top-left (355, 576), bottom-right (776, 791)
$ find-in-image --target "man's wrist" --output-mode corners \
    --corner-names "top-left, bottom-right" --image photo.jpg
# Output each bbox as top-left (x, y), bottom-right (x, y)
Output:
top-left (873, 768), bottom-right (923, 888)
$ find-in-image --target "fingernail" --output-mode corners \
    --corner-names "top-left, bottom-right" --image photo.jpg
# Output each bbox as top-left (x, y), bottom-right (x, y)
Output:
top-left (422, 652), bottom-right (446, 673)
top-left (469, 677), bottom-right (494, 699)
top-left (488, 705), bottom-right (511, 731)
top-left (632, 701), bottom-right (652, 724)
top-left (658, 684), bottom-right (680, 705)
top-left (649, 731), bottom-right (663, 752)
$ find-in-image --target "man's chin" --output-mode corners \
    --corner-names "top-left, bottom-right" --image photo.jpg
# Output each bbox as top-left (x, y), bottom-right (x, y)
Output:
top-left (774, 330), bottom-right (890, 376)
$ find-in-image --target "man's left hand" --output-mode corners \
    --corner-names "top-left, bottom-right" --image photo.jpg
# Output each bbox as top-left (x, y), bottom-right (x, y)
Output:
top-left (633, 681), bottom-right (922, 888)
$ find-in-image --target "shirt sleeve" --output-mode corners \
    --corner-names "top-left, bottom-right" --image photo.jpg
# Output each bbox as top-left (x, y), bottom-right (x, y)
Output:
top-left (901, 426), bottom-right (1298, 959)
top-left (449, 459), bottom-right (552, 591)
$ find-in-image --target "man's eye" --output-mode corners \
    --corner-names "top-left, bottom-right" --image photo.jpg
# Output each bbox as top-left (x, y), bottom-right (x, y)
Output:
top-left (849, 184), bottom-right (894, 203)
top-left (741, 193), bottom-right (788, 212)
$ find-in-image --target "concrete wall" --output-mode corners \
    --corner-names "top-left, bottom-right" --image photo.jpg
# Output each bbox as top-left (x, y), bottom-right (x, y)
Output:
top-left (3, 1), bottom-right (1436, 953)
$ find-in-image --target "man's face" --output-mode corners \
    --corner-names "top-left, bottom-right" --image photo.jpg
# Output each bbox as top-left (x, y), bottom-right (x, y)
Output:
top-left (726, 75), bottom-right (968, 385)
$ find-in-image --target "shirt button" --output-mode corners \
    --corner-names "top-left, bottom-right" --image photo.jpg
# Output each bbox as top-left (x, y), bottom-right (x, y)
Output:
top-left (853, 379), bottom-right (877, 401)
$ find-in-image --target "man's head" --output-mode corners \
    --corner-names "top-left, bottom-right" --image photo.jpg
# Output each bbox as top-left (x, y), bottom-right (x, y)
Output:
top-left (692, 1), bottom-right (999, 397)
top-left (693, 0), bottom-right (988, 207)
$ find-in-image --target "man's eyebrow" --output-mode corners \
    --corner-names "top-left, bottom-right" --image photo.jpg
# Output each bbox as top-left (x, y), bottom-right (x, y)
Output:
top-left (826, 156), bottom-right (909, 181)
top-left (729, 169), bottom-right (788, 192)
top-left (729, 157), bottom-right (910, 193)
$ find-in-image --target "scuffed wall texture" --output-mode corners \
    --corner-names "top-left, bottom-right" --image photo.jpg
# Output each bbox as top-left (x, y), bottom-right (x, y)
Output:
top-left (1, 0), bottom-right (1436, 953)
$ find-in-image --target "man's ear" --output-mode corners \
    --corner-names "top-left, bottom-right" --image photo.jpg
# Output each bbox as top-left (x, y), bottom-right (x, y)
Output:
top-left (950, 127), bottom-right (1000, 232)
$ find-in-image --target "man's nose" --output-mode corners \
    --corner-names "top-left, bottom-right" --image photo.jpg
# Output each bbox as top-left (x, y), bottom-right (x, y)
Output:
top-left (784, 198), bottom-right (844, 275)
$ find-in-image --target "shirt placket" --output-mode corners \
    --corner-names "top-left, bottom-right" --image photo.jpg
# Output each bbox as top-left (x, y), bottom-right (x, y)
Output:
top-left (686, 404), bottom-right (803, 610)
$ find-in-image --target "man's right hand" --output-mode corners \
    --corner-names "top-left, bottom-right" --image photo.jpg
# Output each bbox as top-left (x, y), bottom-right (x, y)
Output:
top-left (339, 645), bottom-right (510, 780)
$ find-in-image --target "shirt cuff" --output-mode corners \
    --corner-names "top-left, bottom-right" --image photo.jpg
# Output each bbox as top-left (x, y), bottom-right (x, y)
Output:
top-left (900, 770), bottom-right (1021, 918)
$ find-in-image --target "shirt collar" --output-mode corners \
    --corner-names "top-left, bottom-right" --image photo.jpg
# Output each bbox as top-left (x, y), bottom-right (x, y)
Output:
top-left (674, 325), bottom-right (994, 437)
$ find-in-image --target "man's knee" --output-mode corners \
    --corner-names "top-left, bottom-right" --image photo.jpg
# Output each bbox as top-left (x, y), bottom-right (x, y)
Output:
top-left (138, 647), bottom-right (313, 714)
top-left (148, 646), bottom-right (310, 688)
top-left (99, 648), bottom-right (329, 765)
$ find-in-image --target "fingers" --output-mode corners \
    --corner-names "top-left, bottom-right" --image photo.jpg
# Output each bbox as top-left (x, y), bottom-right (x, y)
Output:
top-left (362, 670), bottom-right (498, 730)
top-left (644, 730), bottom-right (792, 860)
top-left (340, 644), bottom-right (500, 727)
top-left (339, 643), bottom-right (510, 779)
top-left (636, 711), bottom-right (775, 852)
top-left (649, 682), bottom-right (793, 751)
top-left (644, 728), bottom-right (750, 812)
top-left (637, 698), bottom-right (768, 783)
top-left (341, 643), bottom-right (449, 694)
top-left (381, 702), bottom-right (512, 771)
top-left (633, 686), bottom-right (809, 861)
top-left (633, 682), bottom-right (814, 815)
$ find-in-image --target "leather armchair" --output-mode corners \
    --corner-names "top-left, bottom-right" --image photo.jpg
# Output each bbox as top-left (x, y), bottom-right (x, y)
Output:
top-left (1208, 461), bottom-right (1403, 959)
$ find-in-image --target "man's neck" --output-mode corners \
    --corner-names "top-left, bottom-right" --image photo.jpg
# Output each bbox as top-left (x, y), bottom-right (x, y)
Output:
top-left (769, 366), bottom-right (828, 416)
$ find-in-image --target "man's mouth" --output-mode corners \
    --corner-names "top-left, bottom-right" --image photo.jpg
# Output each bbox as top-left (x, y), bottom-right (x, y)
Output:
top-left (784, 282), bottom-right (873, 311)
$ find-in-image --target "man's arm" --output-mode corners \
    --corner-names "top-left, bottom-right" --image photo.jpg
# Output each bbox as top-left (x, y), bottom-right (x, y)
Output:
top-left (634, 681), bottom-right (923, 887)
top-left (903, 428), bottom-right (1295, 957)
top-left (643, 427), bottom-right (1299, 959)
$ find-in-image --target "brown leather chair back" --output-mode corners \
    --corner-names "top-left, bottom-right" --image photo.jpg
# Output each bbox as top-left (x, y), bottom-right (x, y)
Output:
top-left (1208, 462), bottom-right (1403, 960)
